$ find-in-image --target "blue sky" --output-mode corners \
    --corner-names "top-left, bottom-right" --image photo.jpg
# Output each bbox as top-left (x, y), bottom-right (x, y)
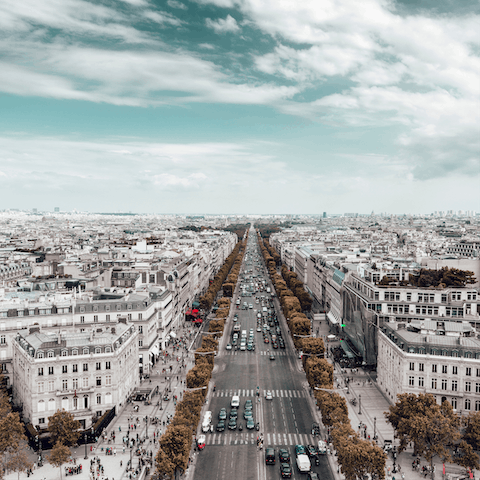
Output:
top-left (0, 0), bottom-right (479, 214)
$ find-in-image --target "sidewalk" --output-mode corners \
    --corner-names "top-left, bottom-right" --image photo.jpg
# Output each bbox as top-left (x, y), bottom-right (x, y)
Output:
top-left (5, 323), bottom-right (196, 480)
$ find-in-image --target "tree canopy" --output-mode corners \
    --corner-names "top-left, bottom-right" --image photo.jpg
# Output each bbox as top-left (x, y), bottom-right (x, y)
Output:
top-left (48, 410), bottom-right (81, 447)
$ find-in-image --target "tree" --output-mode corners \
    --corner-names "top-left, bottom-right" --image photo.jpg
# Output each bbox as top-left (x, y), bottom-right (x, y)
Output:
top-left (155, 446), bottom-right (175, 479)
top-left (454, 440), bottom-right (480, 475)
top-left (5, 446), bottom-right (33, 480)
top-left (48, 410), bottom-right (81, 447)
top-left (0, 410), bottom-right (26, 456)
top-left (159, 424), bottom-right (191, 479)
top-left (463, 411), bottom-right (480, 451)
top-left (386, 394), bottom-right (460, 477)
top-left (48, 442), bottom-right (71, 480)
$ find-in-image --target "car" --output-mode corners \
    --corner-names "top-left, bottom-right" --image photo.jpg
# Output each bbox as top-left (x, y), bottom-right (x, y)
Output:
top-left (197, 434), bottom-right (206, 450)
top-left (256, 326), bottom-right (261, 332)
top-left (280, 462), bottom-right (292, 478)
top-left (246, 418), bottom-right (255, 430)
top-left (226, 343), bottom-right (232, 350)
top-left (265, 447), bottom-right (275, 465)
top-left (306, 444), bottom-right (318, 458)
top-left (228, 418), bottom-right (237, 430)
top-left (279, 448), bottom-right (290, 463)
top-left (311, 423), bottom-right (320, 436)
top-left (272, 342), bottom-right (278, 349)
top-left (245, 401), bottom-right (253, 410)
top-left (307, 473), bottom-right (319, 480)
top-left (295, 445), bottom-right (306, 456)
top-left (231, 395), bottom-right (240, 408)
top-left (265, 390), bottom-right (273, 400)
top-left (269, 354), bottom-right (275, 360)
top-left (244, 410), bottom-right (253, 420)
top-left (216, 420), bottom-right (225, 432)
top-left (247, 343), bottom-right (253, 351)
top-left (218, 408), bottom-right (227, 420)
top-left (249, 304), bottom-right (253, 309)
top-left (229, 409), bottom-right (238, 419)
top-left (264, 338), bottom-right (270, 344)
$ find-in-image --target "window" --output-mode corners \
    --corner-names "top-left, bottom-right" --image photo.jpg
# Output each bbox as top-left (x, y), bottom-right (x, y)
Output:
top-left (72, 378), bottom-right (78, 389)
top-left (465, 382), bottom-right (471, 392)
top-left (105, 362), bottom-right (111, 370)
top-left (105, 375), bottom-right (112, 386)
top-left (48, 351), bottom-right (54, 358)
top-left (418, 377), bottom-right (424, 387)
top-left (128, 313), bottom-right (132, 321)
top-left (432, 364), bottom-right (437, 373)
top-left (73, 364), bottom-right (78, 373)
top-left (72, 349), bottom-right (78, 356)
top-left (80, 316), bottom-right (85, 323)
top-left (466, 367), bottom-right (472, 376)
top-left (48, 398), bottom-right (56, 410)
top-left (96, 362), bottom-right (101, 371)
top-left (139, 340), bottom-right (143, 347)
top-left (62, 365), bottom-right (68, 373)
top-left (38, 418), bottom-right (45, 424)
top-left (477, 369), bottom-right (480, 377)
top-left (94, 315), bottom-right (98, 323)
top-left (431, 378), bottom-right (437, 389)
top-left (476, 400), bottom-right (480, 412)
top-left (61, 350), bottom-right (67, 357)
top-left (82, 377), bottom-right (88, 388)
top-left (465, 399), bottom-right (471, 410)
top-left (73, 397), bottom-right (78, 410)
top-left (48, 366), bottom-right (54, 375)
top-left (476, 383), bottom-right (480, 394)
top-left (62, 379), bottom-right (68, 391)
top-left (95, 347), bottom-right (101, 354)
top-left (37, 400), bottom-right (45, 412)
top-left (38, 368), bottom-right (44, 376)
top-left (139, 326), bottom-right (143, 334)
top-left (442, 365), bottom-right (447, 374)
top-left (441, 379), bottom-right (447, 390)
top-left (106, 315), bottom-right (110, 322)
top-left (96, 394), bottom-right (101, 405)
top-left (138, 313), bottom-right (142, 320)
top-left (452, 380), bottom-right (458, 391)
top-left (409, 376), bottom-right (414, 386)
top-left (0, 335), bottom-right (5, 345)
top-left (83, 348), bottom-right (89, 355)
top-left (409, 362), bottom-right (415, 371)
top-left (38, 382), bottom-right (45, 393)
top-left (452, 398), bottom-right (457, 409)
top-left (452, 366), bottom-right (458, 375)
top-left (83, 363), bottom-right (88, 372)
top-left (419, 363), bottom-right (424, 372)
top-left (48, 380), bottom-right (55, 391)
top-left (37, 352), bottom-right (44, 359)
top-left (96, 376), bottom-right (101, 386)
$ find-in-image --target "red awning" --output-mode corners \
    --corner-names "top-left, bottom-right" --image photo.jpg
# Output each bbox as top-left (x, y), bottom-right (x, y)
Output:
top-left (194, 318), bottom-right (203, 324)
top-left (192, 309), bottom-right (199, 314)
top-left (185, 309), bottom-right (192, 316)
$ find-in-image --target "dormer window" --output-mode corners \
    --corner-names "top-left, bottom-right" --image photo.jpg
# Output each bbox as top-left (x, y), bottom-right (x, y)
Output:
top-left (47, 351), bottom-right (54, 358)
top-left (95, 347), bottom-right (101, 354)
top-left (72, 349), bottom-right (78, 355)
top-left (61, 350), bottom-right (68, 357)
top-left (37, 351), bottom-right (44, 359)
top-left (83, 347), bottom-right (89, 355)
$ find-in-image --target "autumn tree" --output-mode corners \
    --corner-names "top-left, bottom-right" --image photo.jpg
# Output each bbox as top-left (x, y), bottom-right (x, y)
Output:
top-left (463, 411), bottom-right (480, 451)
top-left (159, 424), bottom-right (191, 479)
top-left (315, 391), bottom-right (349, 427)
top-left (302, 337), bottom-right (325, 358)
top-left (6, 446), bottom-right (33, 480)
top-left (186, 364), bottom-right (212, 389)
top-left (155, 446), bottom-right (176, 479)
top-left (48, 442), bottom-right (71, 480)
top-left (48, 410), bottom-right (81, 447)
top-left (386, 394), bottom-right (460, 476)
top-left (337, 437), bottom-right (386, 480)
top-left (454, 440), bottom-right (480, 475)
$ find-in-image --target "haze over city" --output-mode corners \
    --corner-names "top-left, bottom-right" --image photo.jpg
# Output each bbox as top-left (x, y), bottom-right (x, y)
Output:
top-left (0, 0), bottom-right (479, 214)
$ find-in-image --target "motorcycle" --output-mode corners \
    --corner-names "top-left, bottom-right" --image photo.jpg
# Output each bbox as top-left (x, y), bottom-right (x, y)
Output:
top-left (255, 423), bottom-right (260, 431)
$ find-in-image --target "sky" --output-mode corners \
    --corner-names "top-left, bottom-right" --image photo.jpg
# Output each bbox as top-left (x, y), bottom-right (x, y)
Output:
top-left (0, 0), bottom-right (479, 215)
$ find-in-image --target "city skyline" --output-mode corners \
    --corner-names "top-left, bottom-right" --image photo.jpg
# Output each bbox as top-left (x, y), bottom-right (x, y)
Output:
top-left (1, 0), bottom-right (479, 214)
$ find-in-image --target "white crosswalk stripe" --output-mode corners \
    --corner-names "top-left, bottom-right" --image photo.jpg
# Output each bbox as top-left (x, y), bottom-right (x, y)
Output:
top-left (212, 389), bottom-right (305, 398)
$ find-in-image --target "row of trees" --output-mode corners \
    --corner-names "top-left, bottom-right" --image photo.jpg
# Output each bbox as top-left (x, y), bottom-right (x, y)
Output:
top-left (386, 394), bottom-right (480, 478)
top-left (155, 234), bottom-right (248, 479)
top-left (199, 238), bottom-right (246, 310)
top-left (379, 267), bottom-right (476, 288)
top-left (256, 233), bottom-right (387, 480)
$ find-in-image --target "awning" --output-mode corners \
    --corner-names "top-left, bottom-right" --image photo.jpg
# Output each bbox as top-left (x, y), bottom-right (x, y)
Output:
top-left (340, 341), bottom-right (354, 359)
top-left (192, 301), bottom-right (200, 308)
top-left (150, 345), bottom-right (159, 356)
top-left (185, 309), bottom-right (192, 316)
top-left (169, 331), bottom-right (177, 338)
top-left (327, 312), bottom-right (338, 324)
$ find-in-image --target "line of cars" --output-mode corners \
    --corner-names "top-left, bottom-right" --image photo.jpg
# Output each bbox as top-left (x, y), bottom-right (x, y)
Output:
top-left (265, 444), bottom-right (323, 478)
top-left (209, 396), bottom-right (259, 433)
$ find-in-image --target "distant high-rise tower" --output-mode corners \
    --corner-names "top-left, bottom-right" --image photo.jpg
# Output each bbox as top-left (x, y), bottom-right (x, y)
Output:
top-left (32, 208), bottom-right (37, 214)
top-left (323, 212), bottom-right (327, 218)
top-left (54, 207), bottom-right (59, 213)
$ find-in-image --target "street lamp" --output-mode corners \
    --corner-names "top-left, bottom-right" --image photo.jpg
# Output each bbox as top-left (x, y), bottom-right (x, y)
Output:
top-left (373, 417), bottom-right (377, 441)
top-left (84, 433), bottom-right (88, 459)
top-left (358, 394), bottom-right (362, 415)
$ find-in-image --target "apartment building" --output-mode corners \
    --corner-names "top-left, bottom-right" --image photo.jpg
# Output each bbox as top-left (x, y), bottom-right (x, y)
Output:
top-left (12, 321), bottom-right (138, 430)
top-left (377, 322), bottom-right (480, 414)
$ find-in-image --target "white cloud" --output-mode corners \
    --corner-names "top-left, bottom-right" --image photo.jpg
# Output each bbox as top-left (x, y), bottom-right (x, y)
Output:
top-left (205, 15), bottom-right (240, 34)
top-left (143, 10), bottom-right (183, 26)
top-left (167, 0), bottom-right (187, 9)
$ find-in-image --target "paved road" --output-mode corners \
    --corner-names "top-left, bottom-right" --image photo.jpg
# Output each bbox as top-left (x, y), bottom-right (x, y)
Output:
top-left (191, 234), bottom-right (334, 480)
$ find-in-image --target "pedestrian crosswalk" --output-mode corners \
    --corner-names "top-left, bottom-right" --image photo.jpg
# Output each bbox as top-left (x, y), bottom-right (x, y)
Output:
top-left (203, 431), bottom-right (317, 447)
top-left (223, 350), bottom-right (287, 356)
top-left (212, 389), bottom-right (307, 398)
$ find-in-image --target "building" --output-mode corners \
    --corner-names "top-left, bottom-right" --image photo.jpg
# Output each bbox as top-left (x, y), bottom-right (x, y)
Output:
top-left (12, 321), bottom-right (138, 430)
top-left (377, 321), bottom-right (480, 414)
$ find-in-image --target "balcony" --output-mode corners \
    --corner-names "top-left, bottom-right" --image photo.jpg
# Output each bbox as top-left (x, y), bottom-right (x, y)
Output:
top-left (56, 388), bottom-right (94, 396)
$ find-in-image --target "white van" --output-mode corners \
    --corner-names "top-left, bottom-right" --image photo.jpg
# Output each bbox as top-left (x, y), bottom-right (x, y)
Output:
top-left (231, 395), bottom-right (240, 408)
top-left (202, 411), bottom-right (212, 432)
top-left (296, 454), bottom-right (311, 472)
